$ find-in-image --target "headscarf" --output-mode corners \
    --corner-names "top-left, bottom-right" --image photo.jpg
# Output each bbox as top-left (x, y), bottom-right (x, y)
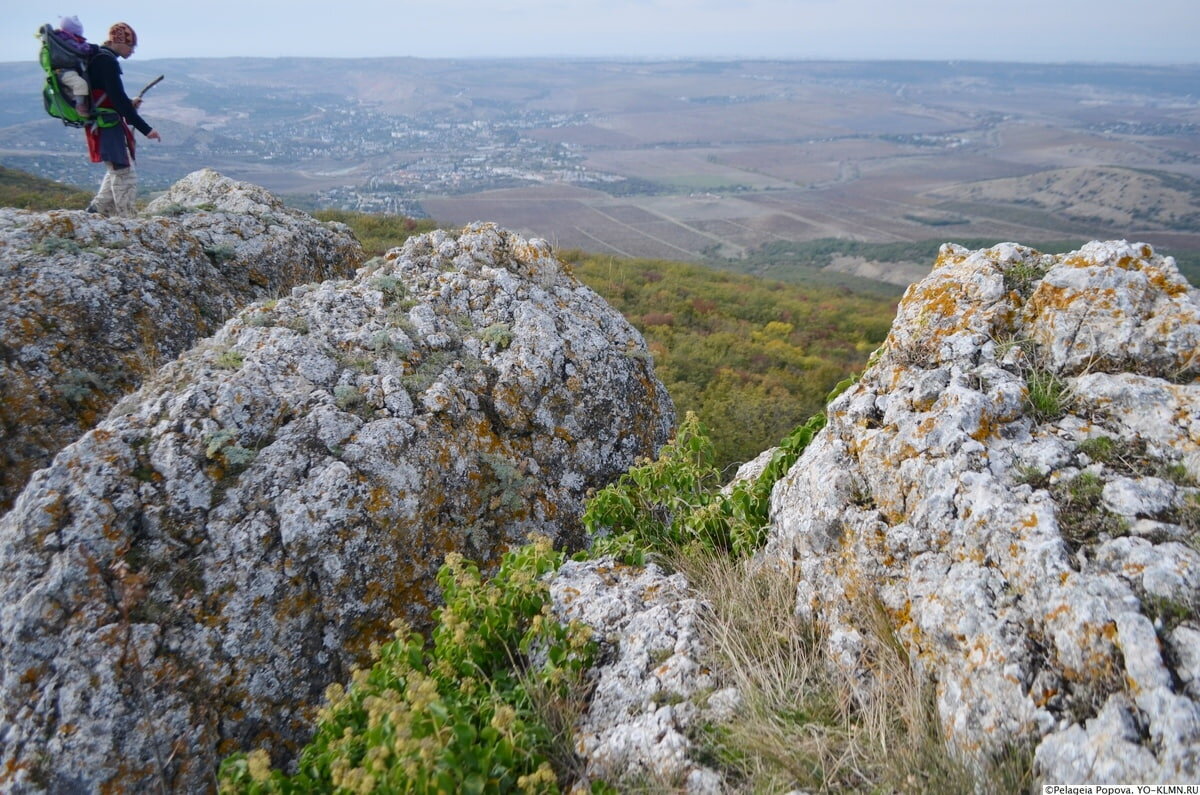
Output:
top-left (107, 22), bottom-right (137, 48)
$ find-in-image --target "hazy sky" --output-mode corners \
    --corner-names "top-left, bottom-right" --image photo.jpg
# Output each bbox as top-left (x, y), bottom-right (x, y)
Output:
top-left (5, 0), bottom-right (1198, 63)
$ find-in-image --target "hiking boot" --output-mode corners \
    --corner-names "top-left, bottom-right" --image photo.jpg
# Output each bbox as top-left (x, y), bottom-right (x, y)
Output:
top-left (85, 203), bottom-right (100, 214)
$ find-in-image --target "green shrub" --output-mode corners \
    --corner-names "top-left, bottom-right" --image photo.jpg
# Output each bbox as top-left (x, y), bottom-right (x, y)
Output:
top-left (36, 236), bottom-right (82, 256)
top-left (205, 244), bottom-right (237, 264)
top-left (56, 368), bottom-right (107, 403)
top-left (584, 376), bottom-right (850, 563)
top-left (215, 349), bottom-right (245, 370)
top-left (479, 323), bottom-right (514, 351)
top-left (219, 537), bottom-right (594, 794)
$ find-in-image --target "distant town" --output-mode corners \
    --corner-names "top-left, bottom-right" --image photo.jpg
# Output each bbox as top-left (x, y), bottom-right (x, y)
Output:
top-left (12, 98), bottom-right (626, 215)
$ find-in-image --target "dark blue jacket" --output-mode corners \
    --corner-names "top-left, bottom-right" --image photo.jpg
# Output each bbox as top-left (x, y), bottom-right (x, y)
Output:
top-left (86, 47), bottom-right (153, 136)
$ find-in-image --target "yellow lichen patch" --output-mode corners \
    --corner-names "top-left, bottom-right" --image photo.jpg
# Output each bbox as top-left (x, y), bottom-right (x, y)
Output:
top-left (970, 411), bottom-right (999, 442)
top-left (1146, 268), bottom-right (1190, 297)
top-left (1045, 603), bottom-right (1071, 622)
top-left (1026, 283), bottom-right (1080, 315)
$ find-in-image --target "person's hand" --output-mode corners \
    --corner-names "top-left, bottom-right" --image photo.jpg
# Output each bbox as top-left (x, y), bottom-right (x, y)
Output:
top-left (132, 97), bottom-right (142, 110)
top-left (147, 130), bottom-right (161, 141)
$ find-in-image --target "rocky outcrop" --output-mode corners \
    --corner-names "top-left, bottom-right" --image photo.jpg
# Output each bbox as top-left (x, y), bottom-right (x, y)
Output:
top-left (550, 559), bottom-right (734, 792)
top-left (765, 241), bottom-right (1200, 782)
top-left (0, 169), bottom-right (363, 512)
top-left (0, 224), bottom-right (673, 792)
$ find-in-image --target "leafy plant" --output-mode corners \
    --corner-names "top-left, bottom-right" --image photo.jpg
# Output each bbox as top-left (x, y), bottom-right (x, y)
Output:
top-left (204, 244), bottom-right (237, 264)
top-left (479, 323), bottom-right (514, 351)
top-left (219, 537), bottom-right (594, 794)
top-left (215, 349), bottom-right (245, 370)
top-left (36, 236), bottom-right (82, 256)
top-left (55, 368), bottom-right (106, 403)
top-left (203, 428), bottom-right (256, 472)
top-left (585, 376), bottom-right (849, 563)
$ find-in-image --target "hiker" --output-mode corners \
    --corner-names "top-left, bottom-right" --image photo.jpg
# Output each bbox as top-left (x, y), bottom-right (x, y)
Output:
top-left (84, 22), bottom-right (161, 218)
top-left (50, 16), bottom-right (97, 116)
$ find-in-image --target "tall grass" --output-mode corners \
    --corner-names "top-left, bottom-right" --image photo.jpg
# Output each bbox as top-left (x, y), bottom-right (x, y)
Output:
top-left (673, 550), bottom-right (1036, 793)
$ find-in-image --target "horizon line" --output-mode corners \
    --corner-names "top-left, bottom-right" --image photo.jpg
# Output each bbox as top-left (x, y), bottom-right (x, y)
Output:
top-left (4, 54), bottom-right (1200, 68)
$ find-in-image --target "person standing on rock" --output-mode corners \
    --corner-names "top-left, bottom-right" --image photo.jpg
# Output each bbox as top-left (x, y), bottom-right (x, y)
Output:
top-left (84, 22), bottom-right (161, 218)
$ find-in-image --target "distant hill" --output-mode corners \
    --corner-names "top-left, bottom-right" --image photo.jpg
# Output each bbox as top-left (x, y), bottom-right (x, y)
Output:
top-left (0, 164), bottom-right (89, 209)
top-left (926, 166), bottom-right (1200, 232)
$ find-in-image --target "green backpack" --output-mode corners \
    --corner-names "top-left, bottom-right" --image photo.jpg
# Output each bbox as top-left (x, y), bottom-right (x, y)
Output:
top-left (38, 23), bottom-right (115, 128)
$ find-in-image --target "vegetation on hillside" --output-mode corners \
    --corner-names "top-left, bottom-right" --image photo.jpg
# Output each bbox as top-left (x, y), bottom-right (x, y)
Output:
top-left (312, 210), bottom-right (438, 256)
top-left (723, 236), bottom-right (1200, 289)
top-left (562, 249), bottom-right (896, 472)
top-left (0, 165), bottom-right (90, 210)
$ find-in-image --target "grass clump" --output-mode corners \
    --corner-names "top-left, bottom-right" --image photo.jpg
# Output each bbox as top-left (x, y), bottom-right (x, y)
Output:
top-left (214, 349), bottom-right (245, 370)
top-left (673, 552), bottom-right (1033, 793)
top-left (1051, 471), bottom-right (1127, 551)
top-left (219, 537), bottom-right (594, 794)
top-left (1003, 258), bottom-right (1051, 297)
top-left (1024, 367), bottom-right (1072, 422)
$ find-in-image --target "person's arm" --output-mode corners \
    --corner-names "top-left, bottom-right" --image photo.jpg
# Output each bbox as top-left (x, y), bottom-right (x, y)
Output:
top-left (93, 54), bottom-right (154, 136)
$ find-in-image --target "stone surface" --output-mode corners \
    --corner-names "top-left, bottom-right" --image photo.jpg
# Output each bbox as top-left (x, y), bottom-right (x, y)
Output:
top-left (549, 558), bottom-right (728, 793)
top-left (0, 222), bottom-right (673, 792)
top-left (0, 168), bottom-right (363, 511)
top-left (764, 241), bottom-right (1200, 782)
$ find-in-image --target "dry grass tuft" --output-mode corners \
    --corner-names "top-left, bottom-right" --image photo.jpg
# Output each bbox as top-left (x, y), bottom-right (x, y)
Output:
top-left (673, 549), bottom-right (1036, 793)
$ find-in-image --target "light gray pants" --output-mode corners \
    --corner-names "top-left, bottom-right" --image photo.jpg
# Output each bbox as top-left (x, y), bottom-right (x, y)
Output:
top-left (90, 163), bottom-right (138, 218)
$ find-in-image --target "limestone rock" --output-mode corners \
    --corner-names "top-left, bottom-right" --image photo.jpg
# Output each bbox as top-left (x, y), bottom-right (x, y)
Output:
top-left (549, 558), bottom-right (726, 793)
top-left (0, 169), bottom-right (363, 511)
top-left (764, 241), bottom-right (1200, 782)
top-left (0, 223), bottom-right (673, 792)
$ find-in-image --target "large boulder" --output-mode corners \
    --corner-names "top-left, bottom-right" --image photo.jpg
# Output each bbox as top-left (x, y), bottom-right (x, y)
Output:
top-left (0, 223), bottom-right (673, 792)
top-left (0, 169), bottom-right (363, 511)
top-left (765, 241), bottom-right (1200, 782)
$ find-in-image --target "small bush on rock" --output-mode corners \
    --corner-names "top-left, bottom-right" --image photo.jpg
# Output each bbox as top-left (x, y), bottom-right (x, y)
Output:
top-left (219, 537), bottom-right (594, 794)
top-left (584, 377), bottom-right (850, 563)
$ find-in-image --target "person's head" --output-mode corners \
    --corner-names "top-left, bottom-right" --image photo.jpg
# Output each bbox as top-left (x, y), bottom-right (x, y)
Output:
top-left (106, 22), bottom-right (137, 57)
top-left (58, 16), bottom-right (84, 37)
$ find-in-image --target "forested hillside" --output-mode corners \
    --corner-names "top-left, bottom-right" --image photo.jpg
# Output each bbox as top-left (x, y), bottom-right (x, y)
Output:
top-left (0, 165), bottom-right (89, 209)
top-left (562, 249), bottom-right (895, 469)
